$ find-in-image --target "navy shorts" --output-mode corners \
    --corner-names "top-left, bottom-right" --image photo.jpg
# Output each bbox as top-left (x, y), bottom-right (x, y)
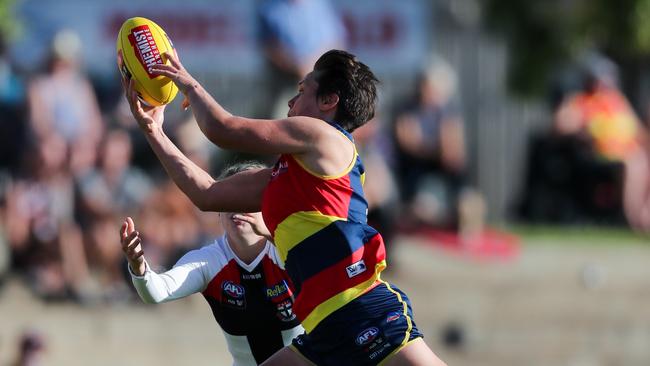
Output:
top-left (291, 281), bottom-right (423, 366)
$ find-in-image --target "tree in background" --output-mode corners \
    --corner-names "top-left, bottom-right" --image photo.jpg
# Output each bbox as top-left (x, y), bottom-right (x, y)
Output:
top-left (483, 0), bottom-right (650, 102)
top-left (0, 0), bottom-right (20, 41)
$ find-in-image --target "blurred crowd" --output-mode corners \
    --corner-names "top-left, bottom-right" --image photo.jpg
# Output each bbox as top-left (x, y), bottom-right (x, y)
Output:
top-left (0, 0), bottom-right (485, 306)
top-left (0, 29), bottom-right (226, 304)
top-left (2, 0), bottom-right (650, 309)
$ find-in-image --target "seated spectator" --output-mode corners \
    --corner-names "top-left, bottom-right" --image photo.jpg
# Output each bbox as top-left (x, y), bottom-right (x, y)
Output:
top-left (4, 134), bottom-right (90, 301)
top-left (391, 58), bottom-right (480, 232)
top-left (26, 29), bottom-right (104, 177)
top-left (517, 53), bottom-right (648, 227)
top-left (0, 31), bottom-right (27, 175)
top-left (75, 129), bottom-right (152, 301)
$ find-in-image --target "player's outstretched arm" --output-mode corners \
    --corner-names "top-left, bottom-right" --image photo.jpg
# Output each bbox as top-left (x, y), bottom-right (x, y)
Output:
top-left (149, 52), bottom-right (329, 157)
top-left (123, 79), bottom-right (267, 212)
top-left (120, 217), bottom-right (213, 304)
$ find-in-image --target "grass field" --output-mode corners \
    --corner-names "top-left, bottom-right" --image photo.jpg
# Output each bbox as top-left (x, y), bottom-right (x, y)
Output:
top-left (1, 226), bottom-right (649, 365)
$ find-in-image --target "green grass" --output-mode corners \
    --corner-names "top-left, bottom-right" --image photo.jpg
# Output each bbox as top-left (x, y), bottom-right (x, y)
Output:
top-left (502, 224), bottom-right (650, 246)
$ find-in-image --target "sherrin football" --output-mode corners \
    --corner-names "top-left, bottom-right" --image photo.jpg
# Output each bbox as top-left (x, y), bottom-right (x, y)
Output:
top-left (116, 17), bottom-right (178, 106)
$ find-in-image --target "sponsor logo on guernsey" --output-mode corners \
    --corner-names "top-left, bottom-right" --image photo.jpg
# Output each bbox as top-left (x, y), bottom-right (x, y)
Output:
top-left (242, 272), bottom-right (262, 280)
top-left (265, 280), bottom-right (289, 299)
top-left (127, 25), bottom-right (163, 78)
top-left (355, 327), bottom-right (379, 346)
top-left (346, 259), bottom-right (367, 278)
top-left (276, 299), bottom-right (297, 322)
top-left (270, 160), bottom-right (288, 179)
top-left (386, 311), bottom-right (401, 323)
top-left (222, 281), bottom-right (244, 298)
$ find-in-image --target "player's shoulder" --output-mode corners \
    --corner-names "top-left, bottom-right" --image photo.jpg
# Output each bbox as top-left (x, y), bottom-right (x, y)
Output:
top-left (178, 236), bottom-right (233, 266)
top-left (266, 242), bottom-right (286, 269)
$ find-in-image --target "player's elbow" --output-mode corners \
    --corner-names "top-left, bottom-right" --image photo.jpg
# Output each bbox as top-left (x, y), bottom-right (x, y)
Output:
top-left (193, 197), bottom-right (215, 212)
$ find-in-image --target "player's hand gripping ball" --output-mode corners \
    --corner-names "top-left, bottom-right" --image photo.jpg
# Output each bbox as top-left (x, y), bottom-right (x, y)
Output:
top-left (116, 17), bottom-right (178, 106)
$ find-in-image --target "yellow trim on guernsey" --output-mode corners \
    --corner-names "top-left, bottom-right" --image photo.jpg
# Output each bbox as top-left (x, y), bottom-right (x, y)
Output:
top-left (292, 138), bottom-right (358, 180)
top-left (376, 279), bottom-right (414, 365)
top-left (302, 260), bottom-right (387, 333)
top-left (273, 211), bottom-right (345, 261)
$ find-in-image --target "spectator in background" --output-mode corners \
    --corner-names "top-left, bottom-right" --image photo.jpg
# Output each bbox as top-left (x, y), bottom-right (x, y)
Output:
top-left (12, 330), bottom-right (46, 366)
top-left (518, 53), bottom-right (649, 228)
top-left (257, 0), bottom-right (345, 119)
top-left (554, 56), bottom-right (642, 162)
top-left (0, 31), bottom-right (27, 175)
top-left (75, 129), bottom-right (152, 301)
top-left (26, 29), bottom-right (104, 176)
top-left (4, 134), bottom-right (91, 301)
top-left (392, 58), bottom-right (481, 234)
top-left (556, 54), bottom-right (650, 230)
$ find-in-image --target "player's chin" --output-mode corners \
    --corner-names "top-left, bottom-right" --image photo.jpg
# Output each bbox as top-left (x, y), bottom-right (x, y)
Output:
top-left (231, 218), bottom-right (249, 228)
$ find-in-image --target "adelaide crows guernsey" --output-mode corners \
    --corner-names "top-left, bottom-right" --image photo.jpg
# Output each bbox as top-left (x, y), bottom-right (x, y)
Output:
top-left (261, 124), bottom-right (387, 333)
top-left (130, 236), bottom-right (303, 366)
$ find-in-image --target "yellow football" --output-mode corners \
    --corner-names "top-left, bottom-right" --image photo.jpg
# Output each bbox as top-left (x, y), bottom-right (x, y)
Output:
top-left (116, 17), bottom-right (178, 106)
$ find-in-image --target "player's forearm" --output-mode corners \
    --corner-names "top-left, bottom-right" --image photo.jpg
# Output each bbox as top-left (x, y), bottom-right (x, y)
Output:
top-left (143, 126), bottom-right (217, 211)
top-left (131, 259), bottom-right (206, 304)
top-left (185, 83), bottom-right (246, 150)
top-left (132, 267), bottom-right (188, 304)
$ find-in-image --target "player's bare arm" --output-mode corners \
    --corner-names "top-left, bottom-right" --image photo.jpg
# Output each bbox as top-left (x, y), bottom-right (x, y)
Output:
top-left (149, 52), bottom-right (354, 177)
top-left (123, 79), bottom-right (270, 213)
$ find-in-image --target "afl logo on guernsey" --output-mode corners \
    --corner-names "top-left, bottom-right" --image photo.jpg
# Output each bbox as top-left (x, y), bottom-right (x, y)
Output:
top-left (222, 281), bottom-right (244, 298)
top-left (355, 327), bottom-right (379, 346)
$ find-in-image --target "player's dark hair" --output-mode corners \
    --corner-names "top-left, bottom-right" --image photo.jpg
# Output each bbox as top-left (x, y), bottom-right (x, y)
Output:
top-left (313, 50), bottom-right (379, 132)
top-left (218, 161), bottom-right (267, 179)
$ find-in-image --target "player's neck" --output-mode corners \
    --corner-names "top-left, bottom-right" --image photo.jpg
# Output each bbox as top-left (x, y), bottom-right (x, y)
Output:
top-left (226, 233), bottom-right (267, 264)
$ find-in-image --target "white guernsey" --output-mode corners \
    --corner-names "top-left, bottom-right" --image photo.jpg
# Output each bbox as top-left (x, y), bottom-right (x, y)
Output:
top-left (130, 235), bottom-right (304, 366)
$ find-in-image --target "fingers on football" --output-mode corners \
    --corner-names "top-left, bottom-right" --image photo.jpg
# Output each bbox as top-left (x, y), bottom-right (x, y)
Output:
top-left (148, 64), bottom-right (176, 79)
top-left (164, 50), bottom-right (181, 68)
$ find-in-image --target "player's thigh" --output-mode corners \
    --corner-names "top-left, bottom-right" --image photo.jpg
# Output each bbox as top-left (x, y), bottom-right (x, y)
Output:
top-left (382, 338), bottom-right (447, 366)
top-left (260, 346), bottom-right (314, 366)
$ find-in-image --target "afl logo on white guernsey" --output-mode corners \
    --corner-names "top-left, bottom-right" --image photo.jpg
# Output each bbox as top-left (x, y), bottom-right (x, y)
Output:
top-left (222, 280), bottom-right (246, 309)
top-left (346, 259), bottom-right (367, 278)
top-left (222, 281), bottom-right (244, 298)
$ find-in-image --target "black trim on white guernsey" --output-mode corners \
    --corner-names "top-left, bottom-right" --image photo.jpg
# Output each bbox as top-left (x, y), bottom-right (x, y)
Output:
top-left (130, 236), bottom-right (303, 366)
top-left (202, 238), bottom-right (301, 364)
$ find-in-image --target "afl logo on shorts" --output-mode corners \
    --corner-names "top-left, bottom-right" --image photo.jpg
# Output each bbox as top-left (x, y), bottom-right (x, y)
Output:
top-left (222, 281), bottom-right (244, 298)
top-left (355, 327), bottom-right (379, 346)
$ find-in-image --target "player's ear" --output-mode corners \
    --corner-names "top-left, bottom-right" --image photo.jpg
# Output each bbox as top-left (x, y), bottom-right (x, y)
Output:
top-left (319, 93), bottom-right (339, 112)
